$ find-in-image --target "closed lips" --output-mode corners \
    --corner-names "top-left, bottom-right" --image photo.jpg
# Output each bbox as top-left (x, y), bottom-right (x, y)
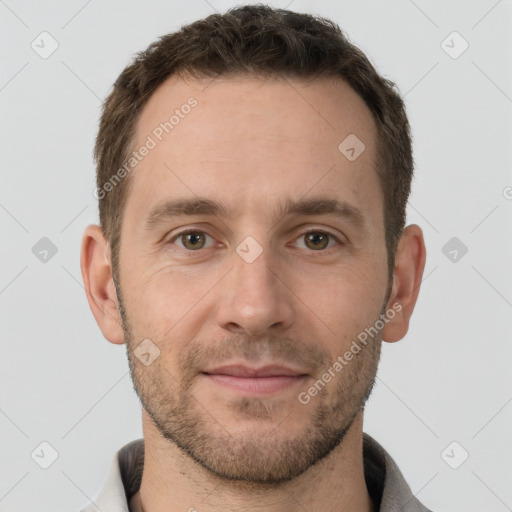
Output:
top-left (201, 364), bottom-right (310, 394)
top-left (202, 365), bottom-right (308, 377)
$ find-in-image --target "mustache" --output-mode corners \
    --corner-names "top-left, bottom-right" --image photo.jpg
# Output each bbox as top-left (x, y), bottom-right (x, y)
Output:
top-left (178, 334), bottom-right (330, 375)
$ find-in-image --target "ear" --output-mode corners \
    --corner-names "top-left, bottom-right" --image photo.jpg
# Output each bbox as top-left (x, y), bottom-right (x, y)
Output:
top-left (80, 224), bottom-right (125, 344)
top-left (382, 224), bottom-right (426, 343)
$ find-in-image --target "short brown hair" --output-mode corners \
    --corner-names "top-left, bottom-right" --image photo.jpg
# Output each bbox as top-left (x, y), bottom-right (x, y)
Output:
top-left (95, 4), bottom-right (413, 281)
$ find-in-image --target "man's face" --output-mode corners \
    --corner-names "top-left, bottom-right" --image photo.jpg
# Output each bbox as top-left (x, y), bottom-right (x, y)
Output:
top-left (117, 75), bottom-right (390, 483)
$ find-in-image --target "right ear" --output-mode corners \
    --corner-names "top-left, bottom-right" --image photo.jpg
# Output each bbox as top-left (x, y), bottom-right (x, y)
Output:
top-left (80, 224), bottom-right (125, 344)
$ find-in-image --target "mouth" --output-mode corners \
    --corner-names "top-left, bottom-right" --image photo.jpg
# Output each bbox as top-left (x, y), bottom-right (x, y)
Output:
top-left (201, 364), bottom-right (309, 395)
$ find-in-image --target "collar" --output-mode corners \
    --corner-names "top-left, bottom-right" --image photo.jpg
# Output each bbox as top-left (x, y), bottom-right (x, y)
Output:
top-left (79, 433), bottom-right (432, 512)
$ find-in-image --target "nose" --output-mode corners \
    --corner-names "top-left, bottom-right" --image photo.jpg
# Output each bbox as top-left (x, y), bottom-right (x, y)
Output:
top-left (216, 245), bottom-right (295, 337)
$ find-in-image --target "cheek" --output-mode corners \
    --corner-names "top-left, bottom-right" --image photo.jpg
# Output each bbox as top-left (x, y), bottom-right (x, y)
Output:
top-left (123, 265), bottom-right (218, 346)
top-left (293, 264), bottom-right (385, 352)
top-left (299, 258), bottom-right (382, 306)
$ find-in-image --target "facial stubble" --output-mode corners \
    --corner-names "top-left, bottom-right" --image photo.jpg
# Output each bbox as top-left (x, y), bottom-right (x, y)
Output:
top-left (117, 282), bottom-right (384, 486)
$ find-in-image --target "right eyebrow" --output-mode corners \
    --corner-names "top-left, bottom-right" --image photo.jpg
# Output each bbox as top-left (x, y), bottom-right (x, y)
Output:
top-left (144, 198), bottom-right (229, 229)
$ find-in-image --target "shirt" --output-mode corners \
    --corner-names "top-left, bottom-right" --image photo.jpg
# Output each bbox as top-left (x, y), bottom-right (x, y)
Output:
top-left (79, 433), bottom-right (433, 512)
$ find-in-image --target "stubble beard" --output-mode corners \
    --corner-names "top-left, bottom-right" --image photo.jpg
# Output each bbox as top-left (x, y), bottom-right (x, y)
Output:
top-left (116, 280), bottom-right (384, 485)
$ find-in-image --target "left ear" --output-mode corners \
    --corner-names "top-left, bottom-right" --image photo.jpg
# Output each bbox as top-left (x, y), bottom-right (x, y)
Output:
top-left (382, 224), bottom-right (426, 343)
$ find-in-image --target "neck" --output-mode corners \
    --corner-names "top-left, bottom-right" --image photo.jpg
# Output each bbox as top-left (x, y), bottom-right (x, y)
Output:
top-left (131, 409), bottom-right (375, 512)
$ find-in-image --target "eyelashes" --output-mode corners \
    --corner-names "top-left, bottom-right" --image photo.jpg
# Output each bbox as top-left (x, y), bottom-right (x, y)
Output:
top-left (167, 228), bottom-right (344, 254)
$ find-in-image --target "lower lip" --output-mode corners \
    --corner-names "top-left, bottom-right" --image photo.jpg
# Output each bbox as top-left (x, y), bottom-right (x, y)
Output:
top-left (203, 374), bottom-right (306, 395)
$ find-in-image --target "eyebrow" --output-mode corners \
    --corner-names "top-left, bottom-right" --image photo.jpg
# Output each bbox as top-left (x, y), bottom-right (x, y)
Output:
top-left (144, 196), bottom-right (367, 231)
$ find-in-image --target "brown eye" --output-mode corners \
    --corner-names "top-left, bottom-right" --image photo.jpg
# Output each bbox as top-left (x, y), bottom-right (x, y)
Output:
top-left (173, 231), bottom-right (215, 250)
top-left (294, 230), bottom-right (339, 251)
top-left (304, 232), bottom-right (328, 250)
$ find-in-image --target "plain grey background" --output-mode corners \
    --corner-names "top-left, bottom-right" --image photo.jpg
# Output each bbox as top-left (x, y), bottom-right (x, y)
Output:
top-left (1, 0), bottom-right (511, 511)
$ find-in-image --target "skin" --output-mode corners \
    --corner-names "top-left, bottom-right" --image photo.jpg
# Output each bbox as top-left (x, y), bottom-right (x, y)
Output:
top-left (81, 75), bottom-right (426, 512)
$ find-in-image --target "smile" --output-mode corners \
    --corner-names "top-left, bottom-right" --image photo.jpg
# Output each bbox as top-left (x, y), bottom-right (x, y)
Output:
top-left (201, 364), bottom-right (309, 395)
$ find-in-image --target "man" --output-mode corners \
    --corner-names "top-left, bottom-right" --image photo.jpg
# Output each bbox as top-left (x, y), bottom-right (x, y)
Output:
top-left (80, 4), bottom-right (429, 511)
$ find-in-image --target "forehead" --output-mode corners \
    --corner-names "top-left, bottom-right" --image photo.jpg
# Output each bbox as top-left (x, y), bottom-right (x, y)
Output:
top-left (126, 74), bottom-right (381, 227)
top-left (135, 73), bottom-right (377, 154)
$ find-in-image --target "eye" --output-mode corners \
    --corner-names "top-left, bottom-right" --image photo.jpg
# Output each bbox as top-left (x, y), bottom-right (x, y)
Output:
top-left (293, 230), bottom-right (341, 251)
top-left (170, 230), bottom-right (217, 250)
top-left (167, 229), bottom-right (342, 253)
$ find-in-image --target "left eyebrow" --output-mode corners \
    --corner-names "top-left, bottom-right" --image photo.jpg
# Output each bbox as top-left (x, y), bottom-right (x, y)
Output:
top-left (275, 196), bottom-right (367, 232)
top-left (143, 196), bottom-right (368, 232)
